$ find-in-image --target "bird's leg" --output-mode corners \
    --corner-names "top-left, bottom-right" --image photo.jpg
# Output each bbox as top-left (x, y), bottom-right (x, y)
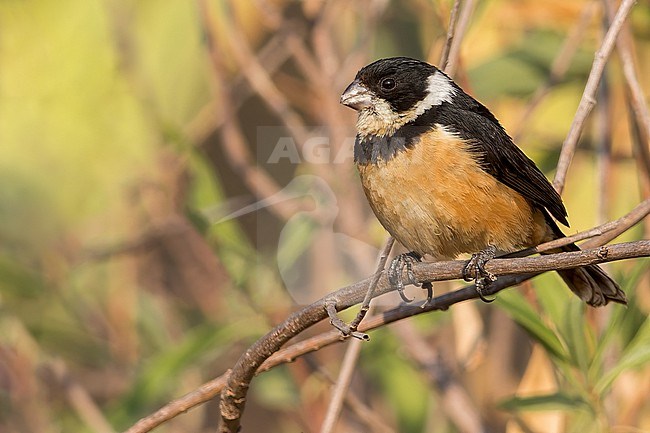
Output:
top-left (462, 245), bottom-right (498, 303)
top-left (388, 252), bottom-right (433, 303)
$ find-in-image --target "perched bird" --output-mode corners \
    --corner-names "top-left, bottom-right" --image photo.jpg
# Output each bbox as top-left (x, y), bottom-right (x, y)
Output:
top-left (340, 56), bottom-right (626, 307)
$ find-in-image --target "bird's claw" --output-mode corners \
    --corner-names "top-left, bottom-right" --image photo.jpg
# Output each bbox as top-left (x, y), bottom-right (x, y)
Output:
top-left (421, 281), bottom-right (434, 308)
top-left (388, 252), bottom-right (419, 302)
top-left (463, 245), bottom-right (498, 303)
top-left (389, 252), bottom-right (434, 303)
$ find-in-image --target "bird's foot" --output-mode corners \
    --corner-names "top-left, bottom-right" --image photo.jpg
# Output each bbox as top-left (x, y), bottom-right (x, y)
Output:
top-left (388, 252), bottom-right (432, 303)
top-left (421, 281), bottom-right (434, 308)
top-left (462, 245), bottom-right (498, 303)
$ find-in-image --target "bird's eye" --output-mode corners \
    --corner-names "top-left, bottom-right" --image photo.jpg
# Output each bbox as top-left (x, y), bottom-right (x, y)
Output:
top-left (380, 78), bottom-right (396, 90)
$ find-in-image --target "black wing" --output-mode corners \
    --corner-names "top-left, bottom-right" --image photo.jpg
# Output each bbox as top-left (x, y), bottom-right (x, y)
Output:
top-left (426, 92), bottom-right (569, 226)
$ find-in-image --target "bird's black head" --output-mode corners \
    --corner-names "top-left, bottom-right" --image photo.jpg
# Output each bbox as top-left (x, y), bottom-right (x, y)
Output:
top-left (352, 57), bottom-right (437, 112)
top-left (341, 57), bottom-right (456, 138)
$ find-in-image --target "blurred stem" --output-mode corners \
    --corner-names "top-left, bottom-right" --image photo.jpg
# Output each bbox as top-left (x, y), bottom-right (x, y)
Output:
top-left (512, 1), bottom-right (598, 142)
top-left (220, 3), bottom-right (311, 146)
top-left (595, 64), bottom-right (612, 225)
top-left (603, 0), bottom-right (650, 237)
top-left (392, 321), bottom-right (487, 433)
top-left (310, 361), bottom-right (396, 433)
top-left (318, 338), bottom-right (364, 433)
top-left (48, 360), bottom-right (116, 433)
top-left (198, 0), bottom-right (300, 221)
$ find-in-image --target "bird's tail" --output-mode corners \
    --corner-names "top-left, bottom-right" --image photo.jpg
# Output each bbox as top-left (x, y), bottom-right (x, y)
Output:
top-left (541, 214), bottom-right (627, 306)
top-left (548, 242), bottom-right (627, 307)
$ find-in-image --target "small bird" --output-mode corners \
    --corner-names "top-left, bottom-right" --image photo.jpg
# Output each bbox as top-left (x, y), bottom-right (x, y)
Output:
top-left (340, 56), bottom-right (626, 307)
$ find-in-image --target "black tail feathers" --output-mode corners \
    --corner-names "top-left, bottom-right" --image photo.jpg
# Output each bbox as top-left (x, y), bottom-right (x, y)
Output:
top-left (551, 242), bottom-right (627, 307)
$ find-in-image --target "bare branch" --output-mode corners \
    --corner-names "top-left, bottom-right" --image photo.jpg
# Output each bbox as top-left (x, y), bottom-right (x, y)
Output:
top-left (319, 236), bottom-right (394, 432)
top-left (216, 240), bottom-right (649, 432)
top-left (124, 373), bottom-right (229, 433)
top-left (553, 0), bottom-right (637, 193)
top-left (127, 239), bottom-right (649, 433)
top-left (438, 0), bottom-right (462, 69)
top-left (444, 0), bottom-right (477, 77)
top-left (127, 198), bottom-right (649, 432)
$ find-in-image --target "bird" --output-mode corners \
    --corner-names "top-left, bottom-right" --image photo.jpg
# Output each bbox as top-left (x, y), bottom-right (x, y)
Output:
top-left (340, 56), bottom-right (627, 307)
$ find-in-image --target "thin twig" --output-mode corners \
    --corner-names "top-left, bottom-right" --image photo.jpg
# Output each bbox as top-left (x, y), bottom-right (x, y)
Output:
top-left (348, 237), bottom-right (396, 333)
top-left (444, 0), bottom-right (476, 78)
top-left (319, 237), bottom-right (395, 432)
top-left (582, 198), bottom-right (650, 248)
top-left (553, 0), bottom-right (637, 193)
top-left (438, 0), bottom-right (462, 69)
top-left (325, 302), bottom-right (367, 340)
top-left (319, 338), bottom-right (364, 433)
top-left (493, 198), bottom-right (650, 258)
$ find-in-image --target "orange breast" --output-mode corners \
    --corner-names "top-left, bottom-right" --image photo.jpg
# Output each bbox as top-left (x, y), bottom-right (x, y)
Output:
top-left (357, 125), bottom-right (548, 259)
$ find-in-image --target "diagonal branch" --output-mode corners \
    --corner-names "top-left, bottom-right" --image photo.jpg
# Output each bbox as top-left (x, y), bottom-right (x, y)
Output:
top-left (127, 238), bottom-right (650, 433)
top-left (444, 0), bottom-right (476, 78)
top-left (216, 240), bottom-right (649, 432)
top-left (127, 198), bottom-right (649, 433)
top-left (553, 0), bottom-right (637, 193)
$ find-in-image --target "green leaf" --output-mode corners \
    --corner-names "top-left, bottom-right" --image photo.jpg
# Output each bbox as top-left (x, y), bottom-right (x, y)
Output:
top-left (595, 314), bottom-right (650, 394)
top-left (562, 299), bottom-right (592, 373)
top-left (589, 261), bottom-right (648, 382)
top-left (496, 290), bottom-right (569, 362)
top-left (499, 392), bottom-right (591, 412)
top-left (534, 272), bottom-right (572, 324)
top-left (534, 273), bottom-right (595, 371)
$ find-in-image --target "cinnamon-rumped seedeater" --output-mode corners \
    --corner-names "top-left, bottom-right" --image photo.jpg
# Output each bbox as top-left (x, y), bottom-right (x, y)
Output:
top-left (340, 57), bottom-right (626, 307)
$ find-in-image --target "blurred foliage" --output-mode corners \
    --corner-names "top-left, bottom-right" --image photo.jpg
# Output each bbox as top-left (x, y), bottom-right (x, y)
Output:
top-left (0, 0), bottom-right (649, 432)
